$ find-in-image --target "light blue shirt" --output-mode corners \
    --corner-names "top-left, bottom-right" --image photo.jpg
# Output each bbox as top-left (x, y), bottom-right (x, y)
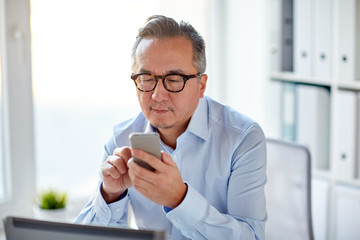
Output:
top-left (75, 96), bottom-right (267, 240)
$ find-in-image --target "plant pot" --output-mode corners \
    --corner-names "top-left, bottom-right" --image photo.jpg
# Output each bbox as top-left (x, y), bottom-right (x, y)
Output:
top-left (33, 206), bottom-right (70, 222)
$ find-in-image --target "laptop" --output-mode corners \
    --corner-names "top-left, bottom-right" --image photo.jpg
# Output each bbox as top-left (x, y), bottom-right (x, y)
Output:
top-left (3, 216), bottom-right (167, 240)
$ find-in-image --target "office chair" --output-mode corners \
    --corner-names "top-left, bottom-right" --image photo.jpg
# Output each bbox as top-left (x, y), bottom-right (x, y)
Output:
top-left (265, 138), bottom-right (314, 240)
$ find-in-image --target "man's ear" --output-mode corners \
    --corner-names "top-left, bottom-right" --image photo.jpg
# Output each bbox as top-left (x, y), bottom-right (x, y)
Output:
top-left (199, 74), bottom-right (208, 98)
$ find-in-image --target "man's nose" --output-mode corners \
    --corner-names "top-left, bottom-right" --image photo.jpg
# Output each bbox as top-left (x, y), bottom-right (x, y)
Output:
top-left (151, 79), bottom-right (169, 101)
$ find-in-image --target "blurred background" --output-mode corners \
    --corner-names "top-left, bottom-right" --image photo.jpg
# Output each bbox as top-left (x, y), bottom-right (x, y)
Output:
top-left (1, 0), bottom-right (359, 239)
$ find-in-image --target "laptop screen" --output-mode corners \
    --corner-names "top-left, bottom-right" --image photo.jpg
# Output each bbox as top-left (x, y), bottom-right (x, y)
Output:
top-left (4, 216), bottom-right (166, 240)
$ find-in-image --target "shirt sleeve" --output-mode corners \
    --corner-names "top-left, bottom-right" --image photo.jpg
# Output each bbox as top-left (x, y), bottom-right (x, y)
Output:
top-left (165, 124), bottom-right (267, 240)
top-left (75, 137), bottom-right (131, 227)
top-left (74, 184), bottom-right (130, 227)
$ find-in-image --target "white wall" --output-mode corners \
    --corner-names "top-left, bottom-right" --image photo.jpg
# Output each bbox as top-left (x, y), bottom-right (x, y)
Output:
top-left (207, 0), bottom-right (270, 133)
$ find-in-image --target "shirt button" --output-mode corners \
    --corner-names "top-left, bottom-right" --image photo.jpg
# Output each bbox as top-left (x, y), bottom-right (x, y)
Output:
top-left (173, 155), bottom-right (177, 160)
top-left (115, 208), bottom-right (120, 212)
top-left (103, 208), bottom-right (108, 213)
top-left (171, 218), bottom-right (177, 223)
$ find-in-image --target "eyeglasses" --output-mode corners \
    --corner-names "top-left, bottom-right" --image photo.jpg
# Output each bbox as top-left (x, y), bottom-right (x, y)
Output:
top-left (131, 73), bottom-right (201, 93)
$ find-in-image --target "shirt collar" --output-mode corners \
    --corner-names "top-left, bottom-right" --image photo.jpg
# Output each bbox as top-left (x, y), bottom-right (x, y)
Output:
top-left (186, 97), bottom-right (209, 141)
top-left (145, 121), bottom-right (157, 133)
top-left (143, 96), bottom-right (209, 141)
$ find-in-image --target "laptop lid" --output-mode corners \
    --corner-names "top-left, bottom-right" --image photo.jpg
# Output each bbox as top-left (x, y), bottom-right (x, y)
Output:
top-left (4, 216), bottom-right (167, 240)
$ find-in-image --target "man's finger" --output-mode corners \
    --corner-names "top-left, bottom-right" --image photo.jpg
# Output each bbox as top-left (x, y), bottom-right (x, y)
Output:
top-left (161, 151), bottom-right (177, 167)
top-left (113, 147), bottom-right (132, 162)
top-left (108, 155), bottom-right (127, 174)
top-left (102, 161), bottom-right (121, 179)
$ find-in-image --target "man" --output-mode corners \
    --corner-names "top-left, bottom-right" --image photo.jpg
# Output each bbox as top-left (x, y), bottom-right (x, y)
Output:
top-left (76, 15), bottom-right (267, 240)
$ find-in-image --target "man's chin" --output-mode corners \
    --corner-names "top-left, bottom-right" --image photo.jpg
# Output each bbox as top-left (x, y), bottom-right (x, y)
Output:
top-left (151, 122), bottom-right (174, 130)
top-left (153, 124), bottom-right (174, 130)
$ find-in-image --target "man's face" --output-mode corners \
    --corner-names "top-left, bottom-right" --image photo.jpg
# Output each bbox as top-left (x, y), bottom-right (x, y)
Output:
top-left (133, 37), bottom-right (207, 134)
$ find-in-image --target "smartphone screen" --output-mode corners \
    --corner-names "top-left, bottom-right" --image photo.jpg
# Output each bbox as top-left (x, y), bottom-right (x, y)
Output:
top-left (129, 132), bottom-right (161, 171)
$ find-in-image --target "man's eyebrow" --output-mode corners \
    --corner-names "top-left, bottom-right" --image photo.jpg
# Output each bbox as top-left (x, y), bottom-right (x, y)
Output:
top-left (137, 69), bottom-right (185, 75)
top-left (167, 69), bottom-right (184, 74)
top-left (138, 68), bottom-right (151, 74)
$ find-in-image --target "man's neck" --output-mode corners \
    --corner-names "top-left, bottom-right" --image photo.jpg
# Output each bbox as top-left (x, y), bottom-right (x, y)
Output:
top-left (157, 125), bottom-right (187, 149)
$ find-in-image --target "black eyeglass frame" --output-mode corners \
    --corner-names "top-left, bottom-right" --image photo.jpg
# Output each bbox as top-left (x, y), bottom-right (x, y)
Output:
top-left (131, 72), bottom-right (202, 93)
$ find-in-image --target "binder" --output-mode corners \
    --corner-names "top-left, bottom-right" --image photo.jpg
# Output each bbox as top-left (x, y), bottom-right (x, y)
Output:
top-left (281, 0), bottom-right (294, 71)
top-left (265, 81), bottom-right (283, 139)
top-left (356, 93), bottom-right (360, 178)
top-left (296, 85), bottom-right (330, 170)
top-left (334, 91), bottom-right (357, 179)
top-left (281, 83), bottom-right (297, 141)
top-left (314, 0), bottom-right (333, 78)
top-left (334, 184), bottom-right (360, 239)
top-left (337, 0), bottom-right (360, 81)
top-left (268, 0), bottom-right (282, 72)
top-left (312, 177), bottom-right (329, 240)
top-left (294, 0), bottom-right (313, 76)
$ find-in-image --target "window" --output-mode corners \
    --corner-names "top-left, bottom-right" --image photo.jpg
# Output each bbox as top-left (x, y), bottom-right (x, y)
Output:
top-left (0, 46), bottom-right (4, 200)
top-left (30, 0), bottom-right (209, 204)
top-left (0, 0), bottom-right (36, 224)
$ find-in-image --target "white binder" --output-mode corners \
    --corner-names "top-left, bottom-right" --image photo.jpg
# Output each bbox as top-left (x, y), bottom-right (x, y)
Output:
top-left (356, 93), bottom-right (360, 178)
top-left (337, 0), bottom-right (360, 81)
top-left (268, 0), bottom-right (282, 72)
top-left (294, 0), bottom-right (313, 76)
top-left (334, 184), bottom-right (360, 240)
top-left (296, 85), bottom-right (330, 170)
top-left (314, 0), bottom-right (333, 78)
top-left (311, 177), bottom-right (329, 240)
top-left (334, 91), bottom-right (357, 179)
top-left (281, 83), bottom-right (297, 141)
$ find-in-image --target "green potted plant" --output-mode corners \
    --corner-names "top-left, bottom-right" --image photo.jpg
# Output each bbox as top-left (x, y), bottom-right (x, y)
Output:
top-left (37, 189), bottom-right (67, 210)
top-left (34, 188), bottom-right (69, 221)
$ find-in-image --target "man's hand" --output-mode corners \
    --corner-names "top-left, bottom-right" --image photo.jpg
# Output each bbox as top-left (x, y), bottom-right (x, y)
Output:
top-left (128, 150), bottom-right (187, 209)
top-left (101, 147), bottom-right (132, 203)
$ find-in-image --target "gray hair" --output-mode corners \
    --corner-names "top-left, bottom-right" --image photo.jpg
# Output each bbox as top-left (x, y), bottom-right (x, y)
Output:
top-left (131, 15), bottom-right (206, 74)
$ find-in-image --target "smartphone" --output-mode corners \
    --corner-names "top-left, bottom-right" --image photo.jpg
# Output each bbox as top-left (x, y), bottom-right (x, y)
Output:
top-left (129, 132), bottom-right (161, 171)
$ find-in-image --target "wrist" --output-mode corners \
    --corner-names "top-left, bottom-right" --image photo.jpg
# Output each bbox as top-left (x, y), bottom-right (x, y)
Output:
top-left (100, 183), bottom-right (127, 204)
top-left (168, 183), bottom-right (188, 209)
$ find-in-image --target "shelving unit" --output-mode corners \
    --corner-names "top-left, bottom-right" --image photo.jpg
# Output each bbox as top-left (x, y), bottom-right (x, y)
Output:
top-left (270, 71), bottom-right (332, 87)
top-left (270, 71), bottom-right (360, 91)
top-left (337, 81), bottom-right (360, 91)
top-left (267, 0), bottom-right (360, 239)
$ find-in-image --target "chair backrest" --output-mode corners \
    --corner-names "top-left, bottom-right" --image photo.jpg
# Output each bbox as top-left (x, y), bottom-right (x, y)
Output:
top-left (265, 138), bottom-right (314, 240)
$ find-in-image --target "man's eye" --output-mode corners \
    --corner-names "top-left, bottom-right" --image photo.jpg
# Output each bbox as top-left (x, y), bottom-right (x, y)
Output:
top-left (168, 79), bottom-right (182, 83)
top-left (166, 76), bottom-right (182, 82)
top-left (138, 76), bottom-right (153, 82)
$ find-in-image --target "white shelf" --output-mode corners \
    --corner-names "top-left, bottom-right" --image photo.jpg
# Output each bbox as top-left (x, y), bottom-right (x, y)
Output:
top-left (337, 81), bottom-right (360, 91)
top-left (269, 72), bottom-right (332, 88)
top-left (312, 169), bottom-right (332, 179)
top-left (335, 178), bottom-right (360, 188)
top-left (270, 71), bottom-right (360, 92)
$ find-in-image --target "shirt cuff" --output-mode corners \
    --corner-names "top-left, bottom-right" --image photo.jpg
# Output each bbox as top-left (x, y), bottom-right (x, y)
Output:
top-left (163, 206), bottom-right (172, 213)
top-left (93, 184), bottom-right (130, 224)
top-left (165, 183), bottom-right (208, 230)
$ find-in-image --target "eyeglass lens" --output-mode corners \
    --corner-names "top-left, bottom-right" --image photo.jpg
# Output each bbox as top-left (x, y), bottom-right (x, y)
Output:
top-left (136, 74), bottom-right (185, 92)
